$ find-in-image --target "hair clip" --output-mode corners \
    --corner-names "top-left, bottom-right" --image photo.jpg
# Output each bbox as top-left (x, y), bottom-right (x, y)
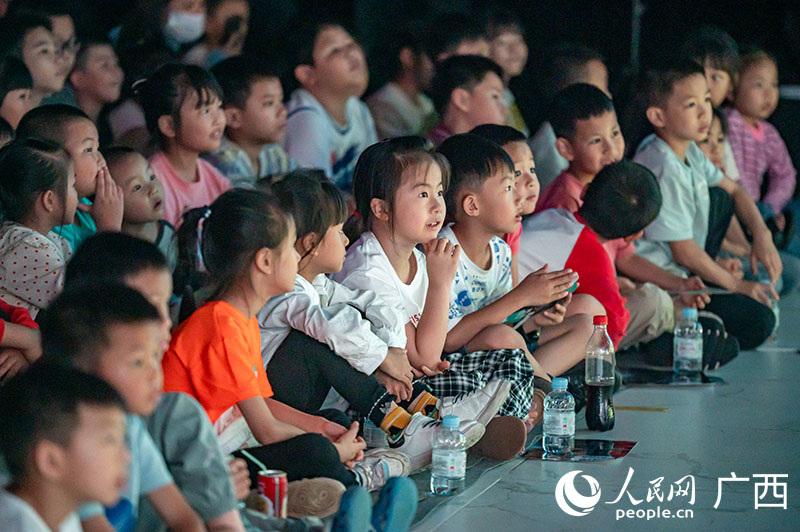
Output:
top-left (195, 206), bottom-right (211, 272)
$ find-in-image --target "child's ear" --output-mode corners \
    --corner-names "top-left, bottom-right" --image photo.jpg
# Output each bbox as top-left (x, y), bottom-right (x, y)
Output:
top-left (451, 87), bottom-right (472, 114)
top-left (40, 189), bottom-right (58, 214)
top-left (157, 115), bottom-right (177, 139)
top-left (254, 247), bottom-right (273, 275)
top-left (623, 230), bottom-right (644, 243)
top-left (34, 440), bottom-right (68, 481)
top-left (69, 69), bottom-right (84, 90)
top-left (461, 192), bottom-right (479, 217)
top-left (398, 47), bottom-right (415, 71)
top-left (370, 198), bottom-right (390, 222)
top-left (645, 106), bottom-right (666, 129)
top-left (299, 232), bottom-right (319, 256)
top-left (555, 137), bottom-right (575, 161)
top-left (224, 107), bottom-right (242, 129)
top-left (294, 64), bottom-right (315, 87)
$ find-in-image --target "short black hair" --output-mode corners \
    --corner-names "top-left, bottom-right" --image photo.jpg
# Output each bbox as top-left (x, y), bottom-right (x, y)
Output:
top-left (549, 83), bottom-right (616, 140)
top-left (424, 12), bottom-right (486, 62)
top-left (40, 283), bottom-right (161, 371)
top-left (0, 10), bottom-right (53, 59)
top-left (641, 59), bottom-right (706, 109)
top-left (0, 362), bottom-right (125, 479)
top-left (0, 56), bottom-right (33, 106)
top-left (65, 232), bottom-right (169, 288)
top-left (211, 55), bottom-right (278, 110)
top-left (73, 38), bottom-right (116, 71)
top-left (470, 124), bottom-right (526, 146)
top-left (484, 7), bottom-right (524, 40)
top-left (737, 46), bottom-right (777, 80)
top-left (712, 106), bottom-right (728, 136)
top-left (438, 133), bottom-right (514, 216)
top-left (540, 42), bottom-right (605, 97)
top-left (15, 104), bottom-right (92, 146)
top-left (682, 26), bottom-right (739, 78)
top-left (430, 54), bottom-right (503, 115)
top-left (578, 160), bottom-right (661, 240)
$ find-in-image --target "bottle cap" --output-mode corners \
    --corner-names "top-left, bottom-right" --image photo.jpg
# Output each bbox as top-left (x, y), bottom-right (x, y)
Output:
top-left (552, 377), bottom-right (568, 390)
top-left (442, 415), bottom-right (460, 429)
top-left (682, 307), bottom-right (698, 320)
top-left (593, 315), bottom-right (608, 326)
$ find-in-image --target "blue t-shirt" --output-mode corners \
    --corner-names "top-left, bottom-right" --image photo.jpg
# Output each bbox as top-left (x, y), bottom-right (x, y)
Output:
top-left (54, 198), bottom-right (97, 252)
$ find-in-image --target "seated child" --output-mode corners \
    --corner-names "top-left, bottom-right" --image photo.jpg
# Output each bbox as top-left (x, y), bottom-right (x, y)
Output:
top-left (104, 147), bottom-right (178, 274)
top-left (529, 43), bottom-right (609, 189)
top-left (137, 63), bottom-right (230, 226)
top-left (428, 55), bottom-right (507, 146)
top-left (40, 284), bottom-right (205, 532)
top-left (0, 363), bottom-right (128, 532)
top-left (633, 59), bottom-right (779, 350)
top-left (0, 56), bottom-right (33, 130)
top-left (16, 104), bottom-right (124, 251)
top-left (69, 38), bottom-right (124, 144)
top-left (205, 55), bottom-right (296, 188)
top-left (485, 8), bottom-right (529, 135)
top-left (424, 13), bottom-right (490, 63)
top-left (0, 138), bottom-right (76, 318)
top-left (283, 21), bottom-right (377, 191)
top-left (259, 170), bottom-right (505, 468)
top-left (0, 299), bottom-right (40, 381)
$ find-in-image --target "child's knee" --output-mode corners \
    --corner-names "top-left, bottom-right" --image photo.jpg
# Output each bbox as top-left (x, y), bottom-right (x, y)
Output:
top-left (468, 324), bottom-right (526, 352)
top-left (568, 293), bottom-right (605, 317)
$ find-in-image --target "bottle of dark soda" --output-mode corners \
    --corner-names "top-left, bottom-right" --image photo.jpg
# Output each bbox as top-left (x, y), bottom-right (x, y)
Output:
top-left (585, 315), bottom-right (615, 431)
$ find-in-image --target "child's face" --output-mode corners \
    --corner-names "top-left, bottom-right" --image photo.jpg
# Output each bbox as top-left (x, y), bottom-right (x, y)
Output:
top-left (63, 118), bottom-right (101, 197)
top-left (236, 78), bottom-right (287, 144)
top-left (21, 27), bottom-right (65, 95)
top-left (124, 267), bottom-right (173, 350)
top-left (0, 88), bottom-right (33, 129)
top-left (563, 110), bottom-right (624, 178)
top-left (110, 153), bottom-right (165, 223)
top-left (269, 221), bottom-right (300, 295)
top-left (309, 26), bottom-right (368, 97)
top-left (579, 59), bottom-right (610, 97)
top-left (735, 59), bottom-right (779, 121)
top-left (654, 73), bottom-right (712, 143)
top-left (49, 15), bottom-right (77, 79)
top-left (489, 31), bottom-right (528, 79)
top-left (311, 223), bottom-right (348, 274)
top-left (464, 71), bottom-right (507, 128)
top-left (471, 165), bottom-right (519, 234)
top-left (703, 59), bottom-right (732, 108)
top-left (697, 114), bottom-right (725, 170)
top-left (72, 45), bottom-right (124, 105)
top-left (389, 163), bottom-right (445, 245)
top-left (62, 404), bottom-right (130, 506)
top-left (60, 162), bottom-right (79, 225)
top-left (504, 141), bottom-right (539, 215)
top-left (95, 321), bottom-right (164, 416)
top-left (174, 90), bottom-right (226, 153)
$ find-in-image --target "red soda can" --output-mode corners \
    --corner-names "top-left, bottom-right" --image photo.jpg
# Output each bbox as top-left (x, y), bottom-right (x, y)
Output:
top-left (257, 470), bottom-right (288, 517)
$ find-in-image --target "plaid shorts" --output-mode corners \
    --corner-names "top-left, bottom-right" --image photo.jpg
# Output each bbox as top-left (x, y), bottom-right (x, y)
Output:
top-left (423, 348), bottom-right (536, 419)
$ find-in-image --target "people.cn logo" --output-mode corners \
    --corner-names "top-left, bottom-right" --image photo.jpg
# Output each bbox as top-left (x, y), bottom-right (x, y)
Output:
top-left (555, 470), bottom-right (602, 516)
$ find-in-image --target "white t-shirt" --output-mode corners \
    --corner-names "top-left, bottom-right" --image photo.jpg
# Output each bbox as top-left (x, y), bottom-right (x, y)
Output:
top-left (332, 232), bottom-right (427, 328)
top-left (0, 490), bottom-right (82, 532)
top-left (438, 225), bottom-right (512, 330)
top-left (366, 82), bottom-right (436, 139)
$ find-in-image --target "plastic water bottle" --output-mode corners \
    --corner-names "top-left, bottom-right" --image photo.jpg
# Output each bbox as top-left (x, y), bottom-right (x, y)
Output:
top-left (430, 415), bottom-right (466, 495)
top-left (585, 315), bottom-right (616, 431)
top-left (673, 307), bottom-right (703, 374)
top-left (758, 273), bottom-right (780, 335)
top-left (543, 377), bottom-right (575, 455)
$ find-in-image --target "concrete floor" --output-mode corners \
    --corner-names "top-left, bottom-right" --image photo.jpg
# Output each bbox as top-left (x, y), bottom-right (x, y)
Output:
top-left (411, 291), bottom-right (800, 531)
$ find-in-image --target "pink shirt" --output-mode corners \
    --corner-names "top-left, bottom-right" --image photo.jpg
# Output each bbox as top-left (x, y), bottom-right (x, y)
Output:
top-left (503, 222), bottom-right (523, 255)
top-left (150, 151), bottom-right (231, 227)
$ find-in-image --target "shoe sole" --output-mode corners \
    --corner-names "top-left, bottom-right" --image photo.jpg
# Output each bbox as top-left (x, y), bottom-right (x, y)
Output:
top-left (469, 416), bottom-right (527, 461)
top-left (409, 422), bottom-right (486, 473)
top-left (371, 477), bottom-right (418, 532)
top-left (287, 478), bottom-right (346, 519)
top-left (474, 380), bottom-right (512, 426)
top-left (363, 448), bottom-right (412, 478)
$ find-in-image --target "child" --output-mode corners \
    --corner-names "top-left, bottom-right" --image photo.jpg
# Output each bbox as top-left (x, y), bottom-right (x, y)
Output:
top-left (0, 56), bottom-right (33, 130)
top-left (0, 363), bottom-right (129, 532)
top-left (161, 188), bottom-right (405, 493)
top-left (633, 59), bottom-right (780, 350)
top-left (0, 10), bottom-right (67, 107)
top-left (529, 43), bottom-right (609, 189)
top-left (283, 21), bottom-right (377, 191)
top-left (259, 170), bottom-right (505, 467)
top-left (16, 104), bottom-right (124, 251)
top-left (485, 8), bottom-right (529, 135)
top-left (428, 55), bottom-right (507, 147)
top-left (69, 39), bottom-right (124, 135)
top-left (183, 0), bottom-right (250, 69)
top-left (104, 147), bottom-right (178, 274)
top-left (0, 138), bottom-right (76, 318)
top-left (333, 136), bottom-right (535, 448)
top-left (204, 55), bottom-right (296, 188)
top-left (39, 284), bottom-right (205, 532)
top-left (137, 63), bottom-right (230, 226)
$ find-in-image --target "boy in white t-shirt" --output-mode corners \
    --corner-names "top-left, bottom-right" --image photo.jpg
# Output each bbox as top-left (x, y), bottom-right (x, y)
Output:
top-left (0, 364), bottom-right (129, 532)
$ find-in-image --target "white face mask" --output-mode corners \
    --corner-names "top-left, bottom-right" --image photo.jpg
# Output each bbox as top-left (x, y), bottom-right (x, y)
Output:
top-left (164, 12), bottom-right (206, 44)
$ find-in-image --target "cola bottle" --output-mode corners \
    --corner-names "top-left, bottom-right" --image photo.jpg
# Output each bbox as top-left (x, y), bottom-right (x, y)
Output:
top-left (585, 315), bottom-right (615, 431)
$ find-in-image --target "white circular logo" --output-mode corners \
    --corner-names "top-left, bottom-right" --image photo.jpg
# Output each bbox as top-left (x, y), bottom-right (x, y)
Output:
top-left (555, 470), bottom-right (602, 516)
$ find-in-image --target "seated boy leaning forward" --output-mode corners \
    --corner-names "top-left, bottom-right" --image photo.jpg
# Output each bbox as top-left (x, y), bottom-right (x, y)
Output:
top-left (0, 364), bottom-right (128, 532)
top-left (39, 284), bottom-right (205, 532)
top-left (633, 59), bottom-right (779, 351)
top-left (205, 55), bottom-right (296, 188)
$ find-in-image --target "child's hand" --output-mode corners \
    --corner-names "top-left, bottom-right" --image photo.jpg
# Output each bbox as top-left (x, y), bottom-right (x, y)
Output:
top-left (79, 166), bottom-right (124, 231)
top-left (531, 293), bottom-right (570, 328)
top-left (375, 369), bottom-right (413, 402)
top-left (424, 239), bottom-right (460, 288)
top-left (751, 230), bottom-right (783, 284)
top-left (734, 279), bottom-right (778, 307)
top-left (227, 458), bottom-right (251, 500)
top-left (379, 347), bottom-right (414, 389)
top-left (617, 276), bottom-right (636, 295)
top-left (0, 348), bottom-right (30, 382)
top-left (518, 264), bottom-right (578, 306)
top-left (411, 360), bottom-right (450, 378)
top-left (676, 276), bottom-right (710, 309)
top-left (332, 422), bottom-right (366, 465)
top-left (715, 257), bottom-right (744, 279)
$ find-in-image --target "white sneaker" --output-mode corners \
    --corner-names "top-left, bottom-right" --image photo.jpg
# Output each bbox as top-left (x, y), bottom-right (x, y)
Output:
top-left (438, 379), bottom-right (511, 426)
top-left (351, 448), bottom-right (411, 491)
top-left (390, 412), bottom-right (485, 472)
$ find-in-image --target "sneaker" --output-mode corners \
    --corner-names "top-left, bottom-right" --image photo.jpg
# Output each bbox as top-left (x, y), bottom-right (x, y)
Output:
top-left (351, 448), bottom-right (410, 491)
top-left (437, 379), bottom-right (511, 426)
top-left (390, 412), bottom-right (484, 472)
top-left (469, 416), bottom-right (527, 461)
top-left (371, 477), bottom-right (418, 532)
top-left (287, 477), bottom-right (346, 518)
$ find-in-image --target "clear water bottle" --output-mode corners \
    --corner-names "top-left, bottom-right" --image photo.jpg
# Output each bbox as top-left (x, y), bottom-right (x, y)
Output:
top-left (585, 315), bottom-right (616, 431)
top-left (758, 273), bottom-right (780, 335)
top-left (543, 377), bottom-right (575, 455)
top-left (673, 307), bottom-right (703, 374)
top-left (430, 415), bottom-right (466, 495)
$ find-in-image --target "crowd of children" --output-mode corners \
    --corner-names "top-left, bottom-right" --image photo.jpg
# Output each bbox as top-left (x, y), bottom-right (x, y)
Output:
top-left (0, 2), bottom-right (797, 531)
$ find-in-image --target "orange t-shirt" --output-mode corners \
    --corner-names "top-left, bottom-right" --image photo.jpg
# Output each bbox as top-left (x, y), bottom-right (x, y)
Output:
top-left (162, 300), bottom-right (273, 424)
